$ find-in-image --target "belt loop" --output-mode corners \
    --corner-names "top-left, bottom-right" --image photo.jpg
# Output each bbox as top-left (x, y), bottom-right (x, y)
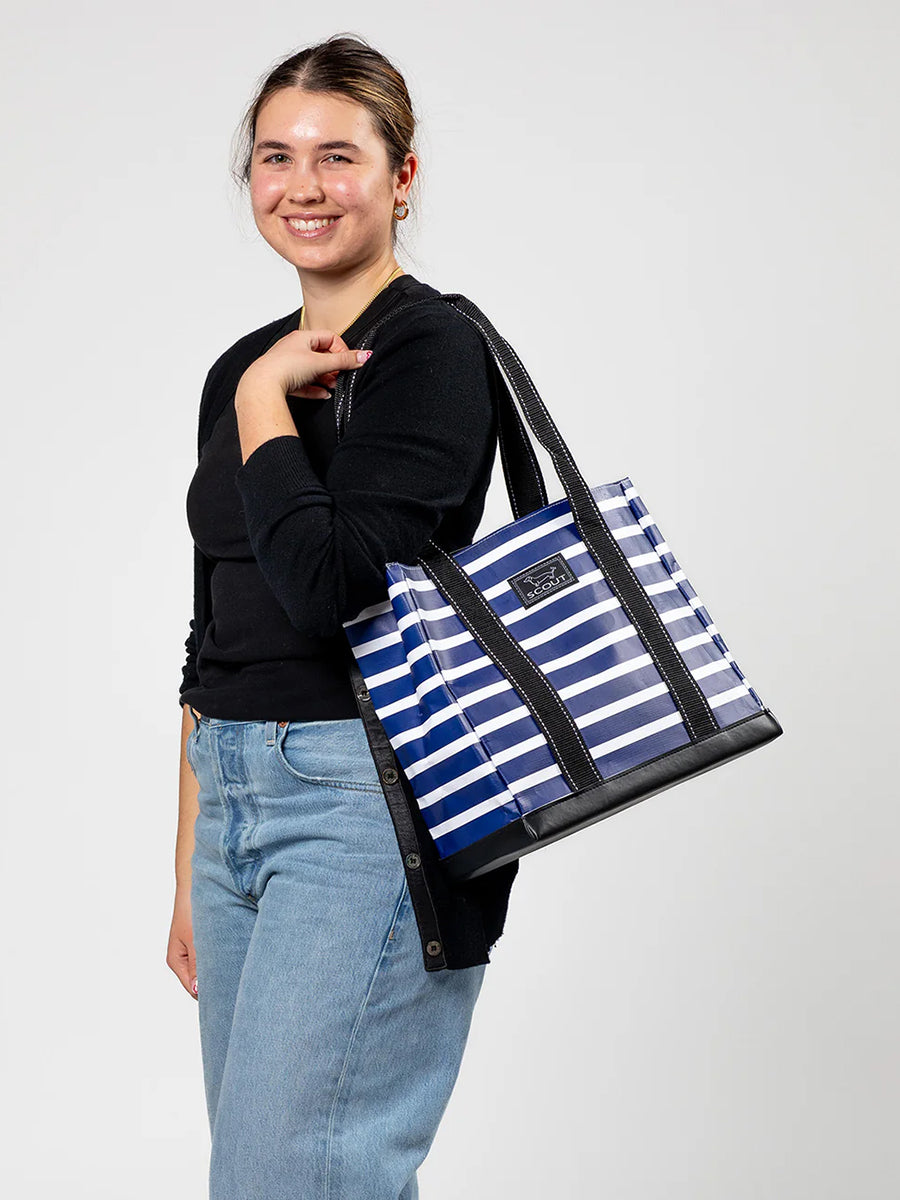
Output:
top-left (265, 720), bottom-right (277, 746)
top-left (188, 705), bottom-right (201, 735)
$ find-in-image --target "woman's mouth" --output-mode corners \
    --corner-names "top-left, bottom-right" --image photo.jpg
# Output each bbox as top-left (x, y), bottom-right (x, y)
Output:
top-left (282, 215), bottom-right (342, 239)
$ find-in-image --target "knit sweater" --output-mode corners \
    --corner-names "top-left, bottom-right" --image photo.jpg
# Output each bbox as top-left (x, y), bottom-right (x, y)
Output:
top-left (179, 272), bottom-right (520, 969)
top-left (180, 273), bottom-right (501, 719)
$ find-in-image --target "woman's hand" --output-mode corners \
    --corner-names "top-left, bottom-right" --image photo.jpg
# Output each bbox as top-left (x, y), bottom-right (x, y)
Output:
top-left (167, 888), bottom-right (198, 1000)
top-left (245, 329), bottom-right (373, 400)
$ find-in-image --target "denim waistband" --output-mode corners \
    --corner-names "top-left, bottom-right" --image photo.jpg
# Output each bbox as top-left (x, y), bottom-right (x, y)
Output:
top-left (191, 711), bottom-right (284, 747)
top-left (184, 700), bottom-right (274, 731)
top-left (189, 708), bottom-right (359, 733)
top-left (198, 714), bottom-right (269, 726)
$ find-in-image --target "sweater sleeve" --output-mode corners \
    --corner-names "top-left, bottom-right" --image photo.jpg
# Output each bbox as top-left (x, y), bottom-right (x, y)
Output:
top-left (179, 619), bottom-right (199, 701)
top-left (233, 303), bottom-right (496, 638)
top-left (178, 352), bottom-right (230, 706)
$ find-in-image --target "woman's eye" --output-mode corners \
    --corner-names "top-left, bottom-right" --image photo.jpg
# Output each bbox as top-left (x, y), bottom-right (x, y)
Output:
top-left (262, 153), bottom-right (350, 165)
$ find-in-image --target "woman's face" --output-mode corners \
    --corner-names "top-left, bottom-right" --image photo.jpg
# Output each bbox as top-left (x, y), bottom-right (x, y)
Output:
top-left (249, 88), bottom-right (413, 274)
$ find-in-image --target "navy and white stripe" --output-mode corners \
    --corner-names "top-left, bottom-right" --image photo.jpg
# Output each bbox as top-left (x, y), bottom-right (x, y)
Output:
top-left (343, 476), bottom-right (767, 861)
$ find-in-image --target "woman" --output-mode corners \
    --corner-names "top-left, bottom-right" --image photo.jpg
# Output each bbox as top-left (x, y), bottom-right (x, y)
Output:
top-left (165, 34), bottom-right (519, 1200)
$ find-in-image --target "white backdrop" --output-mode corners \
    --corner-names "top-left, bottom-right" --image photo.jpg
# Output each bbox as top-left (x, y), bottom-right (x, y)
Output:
top-left (2, 1), bottom-right (897, 1196)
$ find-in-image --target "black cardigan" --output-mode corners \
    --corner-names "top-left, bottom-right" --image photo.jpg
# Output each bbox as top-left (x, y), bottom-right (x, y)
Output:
top-left (179, 273), bottom-right (520, 970)
top-left (181, 274), bottom-right (503, 720)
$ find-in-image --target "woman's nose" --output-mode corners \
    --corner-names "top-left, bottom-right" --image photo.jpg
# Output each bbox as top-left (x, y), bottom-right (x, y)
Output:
top-left (288, 174), bottom-right (325, 202)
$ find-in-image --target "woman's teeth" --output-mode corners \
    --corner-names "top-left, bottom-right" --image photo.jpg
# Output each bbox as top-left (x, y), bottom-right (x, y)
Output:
top-left (287, 216), bottom-right (338, 231)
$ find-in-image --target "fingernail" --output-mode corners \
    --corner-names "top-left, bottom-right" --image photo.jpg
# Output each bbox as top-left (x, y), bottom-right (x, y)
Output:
top-left (356, 350), bottom-right (373, 363)
top-left (192, 978), bottom-right (198, 994)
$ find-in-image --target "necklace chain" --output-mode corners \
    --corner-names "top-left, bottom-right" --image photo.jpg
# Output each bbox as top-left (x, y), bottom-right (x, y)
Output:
top-left (299, 264), bottom-right (405, 335)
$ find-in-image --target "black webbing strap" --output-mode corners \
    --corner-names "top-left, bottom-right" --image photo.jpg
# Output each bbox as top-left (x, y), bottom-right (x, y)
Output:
top-left (336, 291), bottom-right (719, 794)
top-left (418, 542), bottom-right (603, 792)
top-left (421, 295), bottom-right (720, 746)
top-left (334, 298), bottom-right (549, 520)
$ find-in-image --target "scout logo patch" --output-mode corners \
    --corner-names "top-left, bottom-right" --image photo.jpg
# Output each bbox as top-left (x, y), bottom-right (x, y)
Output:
top-left (507, 552), bottom-right (579, 609)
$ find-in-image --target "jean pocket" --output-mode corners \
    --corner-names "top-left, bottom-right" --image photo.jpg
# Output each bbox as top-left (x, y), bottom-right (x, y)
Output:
top-left (274, 719), bottom-right (383, 792)
top-left (186, 723), bottom-right (203, 772)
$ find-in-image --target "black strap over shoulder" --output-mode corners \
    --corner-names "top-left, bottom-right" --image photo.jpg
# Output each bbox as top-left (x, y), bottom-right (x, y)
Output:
top-left (335, 291), bottom-right (721, 768)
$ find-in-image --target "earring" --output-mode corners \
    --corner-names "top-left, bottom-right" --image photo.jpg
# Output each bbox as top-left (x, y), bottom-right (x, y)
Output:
top-left (393, 198), bottom-right (409, 221)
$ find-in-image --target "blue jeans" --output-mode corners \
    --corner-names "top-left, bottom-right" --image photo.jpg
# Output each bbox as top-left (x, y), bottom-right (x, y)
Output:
top-left (186, 710), bottom-right (487, 1200)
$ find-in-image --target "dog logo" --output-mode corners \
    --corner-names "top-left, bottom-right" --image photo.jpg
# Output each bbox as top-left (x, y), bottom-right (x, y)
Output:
top-left (507, 552), bottom-right (579, 609)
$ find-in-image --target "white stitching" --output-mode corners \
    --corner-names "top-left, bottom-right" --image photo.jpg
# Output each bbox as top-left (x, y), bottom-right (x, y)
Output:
top-left (425, 540), bottom-right (599, 781)
top-left (448, 301), bottom-right (715, 740)
top-left (340, 300), bottom-right (427, 433)
top-left (495, 415), bottom-right (521, 521)
top-left (340, 292), bottom-right (715, 741)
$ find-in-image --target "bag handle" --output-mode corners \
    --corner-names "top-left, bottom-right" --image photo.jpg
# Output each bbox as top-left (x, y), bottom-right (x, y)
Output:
top-left (338, 293), bottom-right (720, 755)
top-left (334, 296), bottom-right (549, 520)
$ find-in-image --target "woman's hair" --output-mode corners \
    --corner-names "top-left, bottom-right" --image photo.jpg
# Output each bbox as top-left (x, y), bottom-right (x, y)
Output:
top-left (231, 33), bottom-right (420, 253)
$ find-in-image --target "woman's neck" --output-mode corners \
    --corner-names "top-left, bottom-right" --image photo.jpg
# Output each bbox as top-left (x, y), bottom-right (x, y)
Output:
top-left (299, 257), bottom-right (404, 335)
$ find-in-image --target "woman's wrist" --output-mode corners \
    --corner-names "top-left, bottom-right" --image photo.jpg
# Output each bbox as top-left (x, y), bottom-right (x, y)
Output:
top-left (234, 372), bottom-right (297, 464)
top-left (235, 367), bottom-right (286, 409)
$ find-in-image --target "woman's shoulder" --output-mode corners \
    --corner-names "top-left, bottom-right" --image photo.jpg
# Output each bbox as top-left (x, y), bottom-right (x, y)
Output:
top-left (363, 281), bottom-right (488, 358)
top-left (204, 279), bottom-right (491, 386)
top-left (345, 282), bottom-right (502, 428)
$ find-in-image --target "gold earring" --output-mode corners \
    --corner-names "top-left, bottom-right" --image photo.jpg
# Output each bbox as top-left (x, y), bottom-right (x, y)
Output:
top-left (393, 198), bottom-right (409, 221)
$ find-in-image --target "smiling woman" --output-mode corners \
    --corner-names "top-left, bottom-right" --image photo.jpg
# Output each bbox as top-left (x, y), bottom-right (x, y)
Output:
top-left (166, 30), bottom-right (519, 1200)
top-left (236, 57), bottom-right (418, 333)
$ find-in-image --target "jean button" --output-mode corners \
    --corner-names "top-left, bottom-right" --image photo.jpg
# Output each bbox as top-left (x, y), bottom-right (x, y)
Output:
top-left (278, 720), bottom-right (288, 727)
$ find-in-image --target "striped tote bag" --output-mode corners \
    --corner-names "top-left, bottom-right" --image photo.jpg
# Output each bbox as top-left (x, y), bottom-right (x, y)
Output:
top-left (339, 294), bottom-right (783, 883)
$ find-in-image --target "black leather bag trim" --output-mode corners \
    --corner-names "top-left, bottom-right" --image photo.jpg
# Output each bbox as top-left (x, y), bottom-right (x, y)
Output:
top-left (442, 709), bottom-right (784, 881)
